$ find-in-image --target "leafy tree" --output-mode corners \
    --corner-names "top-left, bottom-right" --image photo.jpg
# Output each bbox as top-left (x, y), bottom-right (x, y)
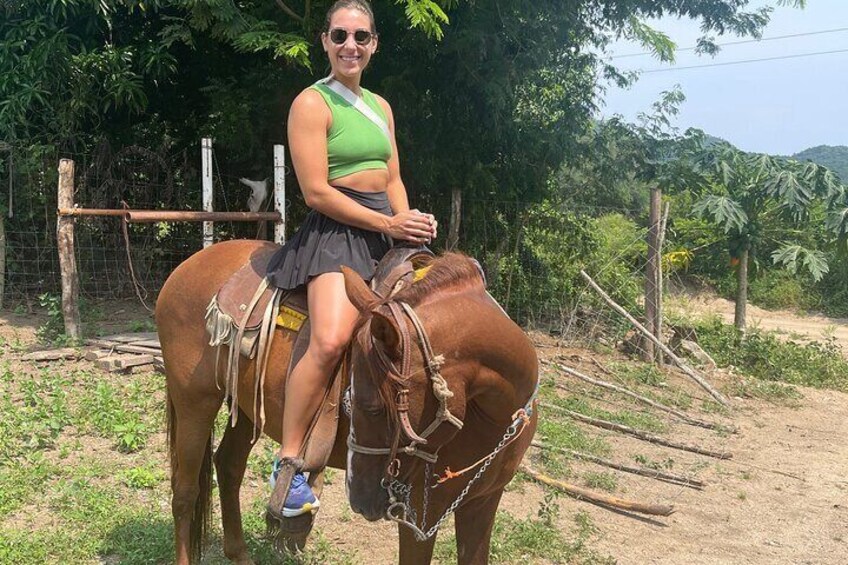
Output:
top-left (693, 145), bottom-right (847, 330)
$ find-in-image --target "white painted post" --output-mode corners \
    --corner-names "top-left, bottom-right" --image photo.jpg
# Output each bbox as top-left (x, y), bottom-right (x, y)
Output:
top-left (202, 137), bottom-right (214, 248)
top-left (273, 144), bottom-right (286, 245)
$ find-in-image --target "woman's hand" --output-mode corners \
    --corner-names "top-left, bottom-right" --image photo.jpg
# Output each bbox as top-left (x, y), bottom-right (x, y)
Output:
top-left (385, 210), bottom-right (438, 244)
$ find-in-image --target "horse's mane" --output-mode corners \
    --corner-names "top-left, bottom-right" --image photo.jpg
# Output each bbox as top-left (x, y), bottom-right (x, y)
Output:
top-left (392, 252), bottom-right (485, 307)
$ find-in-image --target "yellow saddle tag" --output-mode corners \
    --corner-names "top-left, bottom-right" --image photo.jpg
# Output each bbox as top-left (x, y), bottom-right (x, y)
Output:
top-left (412, 265), bottom-right (432, 283)
top-left (276, 305), bottom-right (307, 331)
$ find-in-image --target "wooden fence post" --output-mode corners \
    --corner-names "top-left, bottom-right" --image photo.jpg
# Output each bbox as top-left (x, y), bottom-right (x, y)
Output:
top-left (273, 145), bottom-right (286, 245)
top-left (202, 138), bottom-right (214, 248)
top-left (57, 159), bottom-right (81, 339)
top-left (644, 187), bottom-right (661, 362)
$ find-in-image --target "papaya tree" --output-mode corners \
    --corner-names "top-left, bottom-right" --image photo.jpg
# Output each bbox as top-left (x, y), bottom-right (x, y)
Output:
top-left (694, 145), bottom-right (846, 330)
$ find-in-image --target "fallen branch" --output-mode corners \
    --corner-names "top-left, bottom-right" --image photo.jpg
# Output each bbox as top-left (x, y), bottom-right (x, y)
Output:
top-left (591, 357), bottom-right (613, 376)
top-left (550, 360), bottom-right (729, 432)
top-left (519, 464), bottom-right (675, 517)
top-left (579, 270), bottom-right (729, 407)
top-left (530, 441), bottom-right (705, 489)
top-left (542, 402), bottom-right (732, 460)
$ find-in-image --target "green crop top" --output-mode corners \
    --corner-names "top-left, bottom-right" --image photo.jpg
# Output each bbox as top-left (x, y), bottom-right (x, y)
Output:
top-left (310, 83), bottom-right (392, 181)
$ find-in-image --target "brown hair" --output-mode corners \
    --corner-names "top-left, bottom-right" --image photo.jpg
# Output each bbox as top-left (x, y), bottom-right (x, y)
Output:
top-left (323, 0), bottom-right (377, 33)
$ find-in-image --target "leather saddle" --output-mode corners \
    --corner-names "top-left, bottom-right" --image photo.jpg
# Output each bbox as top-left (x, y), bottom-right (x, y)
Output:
top-left (208, 243), bottom-right (435, 470)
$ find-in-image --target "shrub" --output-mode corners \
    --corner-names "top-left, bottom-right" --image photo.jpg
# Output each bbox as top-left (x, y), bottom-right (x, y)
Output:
top-left (694, 317), bottom-right (848, 392)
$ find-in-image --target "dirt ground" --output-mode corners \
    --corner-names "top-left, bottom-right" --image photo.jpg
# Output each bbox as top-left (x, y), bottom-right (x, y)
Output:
top-left (288, 321), bottom-right (848, 564)
top-left (308, 353), bottom-right (848, 564)
top-left (2, 299), bottom-right (847, 564)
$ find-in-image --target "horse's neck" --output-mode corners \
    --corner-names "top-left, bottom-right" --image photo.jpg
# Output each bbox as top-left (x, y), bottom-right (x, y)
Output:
top-left (430, 291), bottom-right (537, 425)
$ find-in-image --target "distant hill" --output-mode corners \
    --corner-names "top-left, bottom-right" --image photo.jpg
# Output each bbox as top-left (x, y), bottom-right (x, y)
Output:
top-left (791, 145), bottom-right (848, 181)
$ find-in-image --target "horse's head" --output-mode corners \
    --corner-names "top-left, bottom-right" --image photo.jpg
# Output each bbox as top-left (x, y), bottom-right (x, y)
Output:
top-left (340, 255), bottom-right (487, 521)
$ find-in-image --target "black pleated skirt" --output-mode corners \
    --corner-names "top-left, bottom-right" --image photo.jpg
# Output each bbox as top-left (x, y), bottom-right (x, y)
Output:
top-left (266, 187), bottom-right (393, 290)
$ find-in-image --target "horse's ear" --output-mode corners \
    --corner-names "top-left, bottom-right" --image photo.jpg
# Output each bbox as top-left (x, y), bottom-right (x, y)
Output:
top-left (342, 266), bottom-right (378, 312)
top-left (370, 307), bottom-right (401, 355)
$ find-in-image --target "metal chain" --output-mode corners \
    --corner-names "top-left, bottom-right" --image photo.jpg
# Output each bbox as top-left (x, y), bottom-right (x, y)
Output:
top-left (421, 462), bottom-right (432, 529)
top-left (386, 414), bottom-right (528, 541)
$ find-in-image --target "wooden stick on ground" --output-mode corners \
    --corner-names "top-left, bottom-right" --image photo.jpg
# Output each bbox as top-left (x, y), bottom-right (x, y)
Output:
top-left (530, 441), bottom-right (705, 489)
top-left (550, 360), bottom-right (729, 432)
top-left (579, 270), bottom-right (729, 407)
top-left (542, 402), bottom-right (732, 460)
top-left (85, 339), bottom-right (161, 356)
top-left (519, 464), bottom-right (675, 517)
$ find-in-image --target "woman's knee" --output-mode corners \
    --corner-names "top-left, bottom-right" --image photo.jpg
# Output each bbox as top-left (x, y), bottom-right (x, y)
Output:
top-left (309, 330), bottom-right (350, 365)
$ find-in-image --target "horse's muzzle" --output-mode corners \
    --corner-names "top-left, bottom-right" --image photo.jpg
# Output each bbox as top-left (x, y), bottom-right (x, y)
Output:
top-left (348, 479), bottom-right (389, 522)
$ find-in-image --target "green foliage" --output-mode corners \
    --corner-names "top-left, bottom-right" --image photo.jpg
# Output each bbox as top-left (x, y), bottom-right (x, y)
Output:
top-left (747, 269), bottom-right (807, 310)
top-left (583, 471), bottom-right (618, 493)
top-left (121, 465), bottom-right (167, 489)
top-left (770, 245), bottom-right (828, 282)
top-left (75, 378), bottom-right (158, 452)
top-left (35, 293), bottom-right (66, 343)
top-left (694, 317), bottom-right (848, 392)
top-left (434, 499), bottom-right (614, 564)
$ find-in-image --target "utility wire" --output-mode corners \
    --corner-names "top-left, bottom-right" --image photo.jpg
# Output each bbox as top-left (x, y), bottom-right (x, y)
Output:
top-left (637, 47), bottom-right (848, 74)
top-left (612, 26), bottom-right (848, 59)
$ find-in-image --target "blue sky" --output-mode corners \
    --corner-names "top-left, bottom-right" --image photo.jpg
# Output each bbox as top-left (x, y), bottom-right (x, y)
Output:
top-left (600, 0), bottom-right (848, 155)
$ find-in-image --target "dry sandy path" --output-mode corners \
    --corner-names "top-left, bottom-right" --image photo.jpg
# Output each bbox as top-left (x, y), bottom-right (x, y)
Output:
top-left (669, 294), bottom-right (848, 351)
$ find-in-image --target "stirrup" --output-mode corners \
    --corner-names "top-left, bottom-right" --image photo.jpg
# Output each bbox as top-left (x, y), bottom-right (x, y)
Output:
top-left (266, 456), bottom-right (305, 521)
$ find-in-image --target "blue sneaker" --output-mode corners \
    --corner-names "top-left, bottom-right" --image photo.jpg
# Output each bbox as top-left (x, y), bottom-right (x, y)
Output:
top-left (269, 458), bottom-right (320, 517)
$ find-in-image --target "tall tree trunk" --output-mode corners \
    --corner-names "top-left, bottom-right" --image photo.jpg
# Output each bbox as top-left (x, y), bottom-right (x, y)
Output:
top-left (734, 247), bottom-right (749, 332)
top-left (447, 187), bottom-right (461, 250)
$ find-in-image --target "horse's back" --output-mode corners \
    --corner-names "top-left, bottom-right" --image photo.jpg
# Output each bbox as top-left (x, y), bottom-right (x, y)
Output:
top-left (156, 239), bottom-right (280, 395)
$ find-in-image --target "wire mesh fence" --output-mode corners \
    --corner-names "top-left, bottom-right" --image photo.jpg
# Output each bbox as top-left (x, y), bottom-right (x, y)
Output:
top-left (2, 142), bottom-right (659, 349)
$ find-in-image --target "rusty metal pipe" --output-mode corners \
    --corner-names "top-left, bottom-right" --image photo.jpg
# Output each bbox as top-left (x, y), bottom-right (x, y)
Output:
top-left (57, 208), bottom-right (281, 222)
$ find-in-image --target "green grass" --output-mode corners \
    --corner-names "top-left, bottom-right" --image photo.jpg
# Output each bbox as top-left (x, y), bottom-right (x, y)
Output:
top-left (433, 496), bottom-right (614, 564)
top-left (583, 471), bottom-right (618, 493)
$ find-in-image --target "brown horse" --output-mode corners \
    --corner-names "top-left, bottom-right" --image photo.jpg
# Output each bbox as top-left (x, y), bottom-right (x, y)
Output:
top-left (156, 239), bottom-right (538, 564)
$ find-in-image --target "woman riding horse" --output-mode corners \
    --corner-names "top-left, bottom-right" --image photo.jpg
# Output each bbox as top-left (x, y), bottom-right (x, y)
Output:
top-left (265, 0), bottom-right (437, 518)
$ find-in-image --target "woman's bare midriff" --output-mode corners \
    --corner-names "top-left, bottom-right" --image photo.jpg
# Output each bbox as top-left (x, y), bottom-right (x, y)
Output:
top-left (330, 168), bottom-right (389, 193)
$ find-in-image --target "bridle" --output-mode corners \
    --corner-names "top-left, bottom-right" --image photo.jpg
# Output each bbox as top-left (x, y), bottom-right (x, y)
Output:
top-left (346, 300), bottom-right (464, 466)
top-left (345, 298), bottom-right (539, 541)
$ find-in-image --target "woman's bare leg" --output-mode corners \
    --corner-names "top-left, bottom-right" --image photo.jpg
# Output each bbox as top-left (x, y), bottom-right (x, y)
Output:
top-left (279, 272), bottom-right (360, 458)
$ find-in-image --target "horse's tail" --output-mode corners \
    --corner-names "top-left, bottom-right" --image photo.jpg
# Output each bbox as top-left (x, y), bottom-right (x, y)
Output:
top-left (167, 389), bottom-right (214, 563)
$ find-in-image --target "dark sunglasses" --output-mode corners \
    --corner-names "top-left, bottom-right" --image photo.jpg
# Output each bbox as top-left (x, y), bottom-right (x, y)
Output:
top-left (328, 28), bottom-right (375, 46)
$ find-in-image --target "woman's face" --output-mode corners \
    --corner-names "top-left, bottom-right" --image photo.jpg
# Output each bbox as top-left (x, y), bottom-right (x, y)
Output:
top-left (322, 8), bottom-right (377, 80)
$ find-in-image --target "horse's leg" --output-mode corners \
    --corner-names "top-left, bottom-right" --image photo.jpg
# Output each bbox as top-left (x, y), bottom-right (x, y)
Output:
top-left (170, 392), bottom-right (224, 565)
top-left (215, 405), bottom-right (259, 564)
top-left (453, 490), bottom-right (504, 565)
top-left (398, 525), bottom-right (437, 565)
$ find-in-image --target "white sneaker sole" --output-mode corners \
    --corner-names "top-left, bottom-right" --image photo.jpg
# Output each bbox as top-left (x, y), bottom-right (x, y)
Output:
top-left (282, 500), bottom-right (320, 518)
